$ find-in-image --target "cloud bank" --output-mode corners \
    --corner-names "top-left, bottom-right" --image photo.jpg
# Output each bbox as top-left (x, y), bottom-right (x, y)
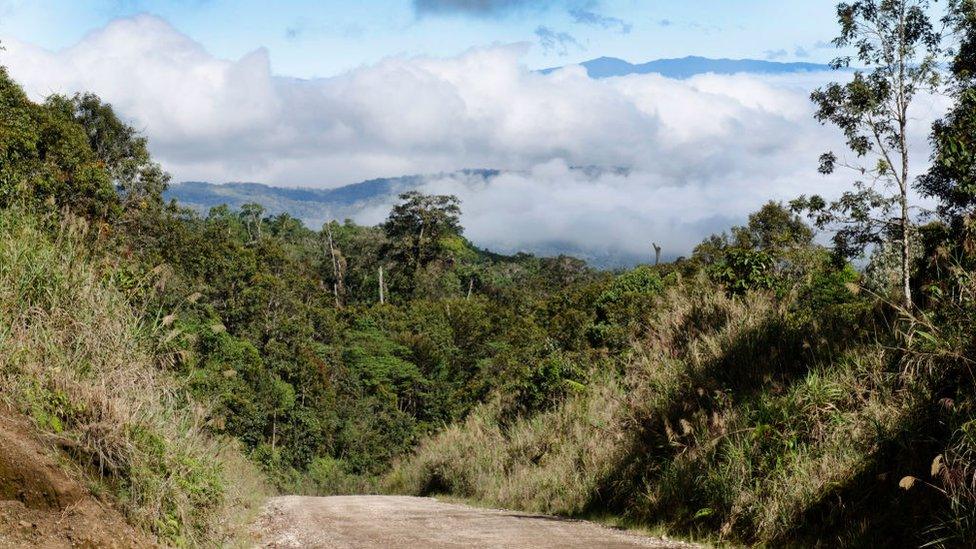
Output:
top-left (0, 15), bottom-right (942, 262)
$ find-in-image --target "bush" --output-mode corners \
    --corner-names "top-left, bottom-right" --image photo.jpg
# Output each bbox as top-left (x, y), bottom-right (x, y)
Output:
top-left (588, 266), bottom-right (670, 348)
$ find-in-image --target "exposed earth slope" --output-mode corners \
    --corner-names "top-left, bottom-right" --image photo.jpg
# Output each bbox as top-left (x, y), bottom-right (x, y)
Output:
top-left (0, 411), bottom-right (151, 548)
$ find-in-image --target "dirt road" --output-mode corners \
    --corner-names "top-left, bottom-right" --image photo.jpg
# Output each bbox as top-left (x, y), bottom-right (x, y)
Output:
top-left (252, 495), bottom-right (693, 548)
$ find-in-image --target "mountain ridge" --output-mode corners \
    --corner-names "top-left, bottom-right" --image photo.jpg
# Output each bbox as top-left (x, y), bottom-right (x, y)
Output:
top-left (164, 167), bottom-right (646, 267)
top-left (165, 170), bottom-right (500, 230)
top-left (539, 55), bottom-right (833, 79)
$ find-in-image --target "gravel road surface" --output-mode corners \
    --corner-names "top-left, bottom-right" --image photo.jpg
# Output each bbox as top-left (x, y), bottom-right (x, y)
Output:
top-left (252, 495), bottom-right (694, 548)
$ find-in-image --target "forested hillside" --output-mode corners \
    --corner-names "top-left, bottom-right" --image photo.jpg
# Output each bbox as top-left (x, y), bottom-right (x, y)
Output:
top-left (2, 1), bottom-right (976, 547)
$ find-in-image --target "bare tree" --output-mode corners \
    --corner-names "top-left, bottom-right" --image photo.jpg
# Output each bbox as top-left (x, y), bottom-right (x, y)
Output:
top-left (378, 266), bottom-right (385, 305)
top-left (324, 225), bottom-right (346, 308)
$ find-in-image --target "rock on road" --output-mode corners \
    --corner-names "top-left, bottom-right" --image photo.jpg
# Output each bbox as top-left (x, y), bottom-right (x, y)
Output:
top-left (251, 495), bottom-right (694, 548)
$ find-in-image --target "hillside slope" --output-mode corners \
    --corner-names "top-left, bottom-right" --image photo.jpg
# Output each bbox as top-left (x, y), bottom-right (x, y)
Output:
top-left (387, 274), bottom-right (972, 546)
top-left (165, 170), bottom-right (499, 227)
top-left (0, 210), bottom-right (268, 546)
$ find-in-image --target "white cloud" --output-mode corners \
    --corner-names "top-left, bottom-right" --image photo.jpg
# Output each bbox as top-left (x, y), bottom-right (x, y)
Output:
top-left (346, 161), bottom-right (818, 266)
top-left (0, 15), bottom-right (944, 262)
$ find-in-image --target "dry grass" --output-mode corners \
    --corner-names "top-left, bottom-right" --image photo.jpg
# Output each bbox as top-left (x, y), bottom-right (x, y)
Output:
top-left (0, 209), bottom-right (268, 546)
top-left (385, 374), bottom-right (629, 515)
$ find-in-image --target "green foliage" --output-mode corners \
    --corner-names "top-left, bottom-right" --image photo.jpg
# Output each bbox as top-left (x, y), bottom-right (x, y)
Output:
top-left (600, 266), bottom-right (666, 299)
top-left (709, 248), bottom-right (776, 294)
top-left (802, 0), bottom-right (941, 309)
top-left (382, 191), bottom-right (464, 297)
top-left (919, 0), bottom-right (976, 222)
top-left (734, 201), bottom-right (815, 252)
top-left (504, 352), bottom-right (588, 418)
top-left (44, 92), bottom-right (170, 207)
top-left (693, 201), bottom-right (824, 297)
top-left (796, 262), bottom-right (860, 310)
top-left (0, 68), bottom-right (118, 218)
top-left (588, 266), bottom-right (669, 348)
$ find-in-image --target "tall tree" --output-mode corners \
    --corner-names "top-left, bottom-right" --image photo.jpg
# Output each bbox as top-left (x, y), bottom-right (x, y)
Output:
top-left (240, 202), bottom-right (266, 242)
top-left (0, 68), bottom-right (118, 218)
top-left (734, 201), bottom-right (815, 252)
top-left (799, 0), bottom-right (942, 309)
top-left (383, 191), bottom-right (462, 274)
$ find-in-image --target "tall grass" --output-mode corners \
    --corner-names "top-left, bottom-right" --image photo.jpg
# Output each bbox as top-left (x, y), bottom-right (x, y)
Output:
top-left (0, 208), bottom-right (267, 546)
top-left (385, 374), bottom-right (629, 514)
top-left (904, 256), bottom-right (976, 547)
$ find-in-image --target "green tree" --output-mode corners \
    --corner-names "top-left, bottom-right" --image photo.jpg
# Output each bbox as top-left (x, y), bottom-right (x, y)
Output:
top-left (0, 67), bottom-right (118, 218)
top-left (44, 93), bottom-right (169, 209)
top-left (240, 202), bottom-right (266, 242)
top-left (382, 192), bottom-right (462, 295)
top-left (919, 0), bottom-right (976, 222)
top-left (734, 201), bottom-right (814, 252)
top-left (801, 0), bottom-right (942, 309)
top-left (269, 377), bottom-right (296, 453)
top-left (694, 202), bottom-right (814, 262)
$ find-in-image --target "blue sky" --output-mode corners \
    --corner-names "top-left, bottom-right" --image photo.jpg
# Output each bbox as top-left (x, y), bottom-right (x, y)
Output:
top-left (0, 0), bottom-right (841, 77)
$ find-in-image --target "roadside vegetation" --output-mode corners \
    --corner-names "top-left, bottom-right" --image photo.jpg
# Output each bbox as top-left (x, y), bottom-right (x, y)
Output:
top-left (1, 0), bottom-right (976, 546)
top-left (0, 209), bottom-right (268, 545)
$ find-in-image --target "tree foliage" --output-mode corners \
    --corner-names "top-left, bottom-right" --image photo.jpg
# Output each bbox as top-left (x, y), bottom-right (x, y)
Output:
top-left (0, 67), bottom-right (118, 218)
top-left (920, 0), bottom-right (976, 220)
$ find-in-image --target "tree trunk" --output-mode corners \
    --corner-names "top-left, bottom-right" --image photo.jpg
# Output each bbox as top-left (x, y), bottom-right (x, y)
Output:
top-left (379, 266), bottom-right (385, 304)
top-left (900, 185), bottom-right (912, 310)
top-left (271, 411), bottom-right (277, 453)
top-left (416, 224), bottom-right (425, 273)
top-left (897, 8), bottom-right (912, 311)
top-left (326, 227), bottom-right (342, 308)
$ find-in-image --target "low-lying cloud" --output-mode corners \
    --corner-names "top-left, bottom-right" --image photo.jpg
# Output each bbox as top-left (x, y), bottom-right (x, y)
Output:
top-left (346, 161), bottom-right (785, 265)
top-left (0, 15), bottom-right (943, 262)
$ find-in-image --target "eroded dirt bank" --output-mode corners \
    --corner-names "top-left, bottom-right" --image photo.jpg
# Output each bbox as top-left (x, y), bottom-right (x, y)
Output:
top-left (0, 413), bottom-right (151, 548)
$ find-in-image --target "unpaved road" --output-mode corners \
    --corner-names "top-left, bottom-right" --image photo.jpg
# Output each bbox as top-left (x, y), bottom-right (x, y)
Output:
top-left (252, 495), bottom-right (693, 548)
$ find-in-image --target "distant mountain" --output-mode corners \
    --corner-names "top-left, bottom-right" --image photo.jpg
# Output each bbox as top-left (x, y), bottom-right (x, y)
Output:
top-left (539, 55), bottom-right (833, 79)
top-left (165, 170), bottom-right (500, 228)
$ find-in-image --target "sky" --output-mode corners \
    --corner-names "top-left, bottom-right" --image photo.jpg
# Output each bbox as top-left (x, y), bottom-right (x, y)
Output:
top-left (0, 1), bottom-right (948, 263)
top-left (0, 0), bottom-right (841, 77)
